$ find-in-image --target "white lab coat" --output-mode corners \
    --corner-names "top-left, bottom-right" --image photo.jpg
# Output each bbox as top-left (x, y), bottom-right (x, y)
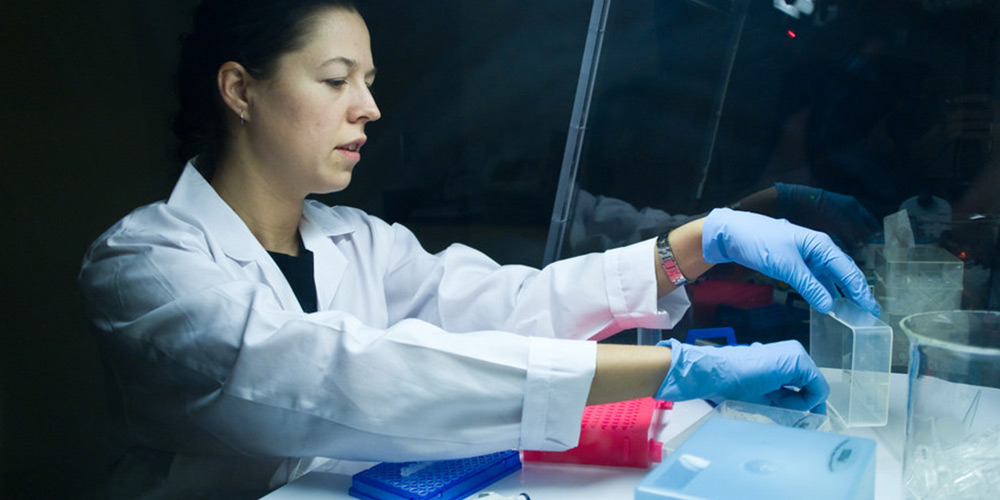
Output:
top-left (78, 163), bottom-right (690, 498)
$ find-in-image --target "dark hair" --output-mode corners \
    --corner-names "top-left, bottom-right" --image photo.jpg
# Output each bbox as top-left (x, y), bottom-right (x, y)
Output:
top-left (172, 0), bottom-right (358, 179)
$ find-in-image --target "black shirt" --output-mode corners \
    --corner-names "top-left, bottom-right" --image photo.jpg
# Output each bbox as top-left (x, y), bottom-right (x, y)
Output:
top-left (268, 246), bottom-right (319, 313)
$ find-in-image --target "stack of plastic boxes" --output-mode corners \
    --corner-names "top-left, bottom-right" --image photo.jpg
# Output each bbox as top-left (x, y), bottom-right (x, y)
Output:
top-left (873, 246), bottom-right (964, 370)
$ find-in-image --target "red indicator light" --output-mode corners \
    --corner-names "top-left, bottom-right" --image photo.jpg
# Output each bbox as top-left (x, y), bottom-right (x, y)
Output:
top-left (787, 30), bottom-right (797, 38)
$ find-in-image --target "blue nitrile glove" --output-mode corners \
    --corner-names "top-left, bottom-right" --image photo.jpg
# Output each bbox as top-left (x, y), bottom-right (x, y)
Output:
top-left (775, 183), bottom-right (881, 250)
top-left (656, 338), bottom-right (829, 412)
top-left (702, 207), bottom-right (879, 316)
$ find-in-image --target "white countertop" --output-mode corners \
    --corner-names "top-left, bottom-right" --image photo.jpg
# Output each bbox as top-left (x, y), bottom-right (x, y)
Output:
top-left (263, 374), bottom-right (911, 500)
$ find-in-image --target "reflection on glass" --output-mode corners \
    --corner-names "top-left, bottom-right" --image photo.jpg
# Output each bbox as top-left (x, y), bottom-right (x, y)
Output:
top-left (543, 0), bottom-right (998, 343)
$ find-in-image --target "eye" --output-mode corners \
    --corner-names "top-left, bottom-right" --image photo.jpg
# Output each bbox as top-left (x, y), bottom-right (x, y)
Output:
top-left (325, 78), bottom-right (347, 89)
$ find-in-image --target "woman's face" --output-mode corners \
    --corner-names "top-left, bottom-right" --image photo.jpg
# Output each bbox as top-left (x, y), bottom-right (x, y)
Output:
top-left (245, 8), bottom-right (380, 197)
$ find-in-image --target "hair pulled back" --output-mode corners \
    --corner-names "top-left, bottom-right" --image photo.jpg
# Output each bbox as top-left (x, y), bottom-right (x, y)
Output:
top-left (172, 0), bottom-right (358, 178)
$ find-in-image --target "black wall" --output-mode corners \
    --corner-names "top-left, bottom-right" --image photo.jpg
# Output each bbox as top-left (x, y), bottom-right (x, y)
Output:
top-left (0, 1), bottom-right (590, 497)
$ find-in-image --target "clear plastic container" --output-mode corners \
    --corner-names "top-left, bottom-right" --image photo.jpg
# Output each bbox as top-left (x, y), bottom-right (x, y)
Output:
top-left (712, 400), bottom-right (830, 431)
top-left (913, 215), bottom-right (1000, 310)
top-left (873, 240), bottom-right (963, 371)
top-left (661, 400), bottom-right (831, 457)
top-left (810, 298), bottom-right (892, 428)
top-left (900, 311), bottom-right (1000, 500)
top-left (878, 291), bottom-right (963, 372)
top-left (874, 246), bottom-right (964, 290)
top-left (873, 283), bottom-right (963, 311)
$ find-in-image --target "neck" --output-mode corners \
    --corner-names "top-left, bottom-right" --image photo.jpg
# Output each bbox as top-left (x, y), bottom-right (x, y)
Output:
top-left (211, 157), bottom-right (305, 256)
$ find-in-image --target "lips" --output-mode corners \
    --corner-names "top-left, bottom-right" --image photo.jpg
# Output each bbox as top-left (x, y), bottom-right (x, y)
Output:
top-left (335, 138), bottom-right (366, 162)
top-left (336, 138), bottom-right (366, 152)
top-left (332, 138), bottom-right (363, 165)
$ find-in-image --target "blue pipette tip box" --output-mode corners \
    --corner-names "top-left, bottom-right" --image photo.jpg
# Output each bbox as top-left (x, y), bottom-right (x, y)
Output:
top-left (348, 450), bottom-right (521, 500)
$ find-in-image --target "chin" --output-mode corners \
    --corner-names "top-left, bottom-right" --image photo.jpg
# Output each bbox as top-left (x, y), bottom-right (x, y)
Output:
top-left (315, 176), bottom-right (352, 195)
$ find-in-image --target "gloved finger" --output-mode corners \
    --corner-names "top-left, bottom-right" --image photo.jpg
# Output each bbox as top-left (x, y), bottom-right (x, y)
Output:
top-left (780, 261), bottom-right (836, 314)
top-left (816, 271), bottom-right (843, 305)
top-left (766, 380), bottom-right (828, 412)
top-left (798, 233), bottom-right (879, 316)
top-left (764, 341), bottom-right (830, 411)
top-left (811, 401), bottom-right (828, 416)
top-left (816, 253), bottom-right (880, 317)
top-left (766, 387), bottom-right (817, 411)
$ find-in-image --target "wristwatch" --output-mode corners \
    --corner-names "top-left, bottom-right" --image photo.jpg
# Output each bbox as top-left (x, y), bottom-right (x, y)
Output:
top-left (656, 232), bottom-right (689, 287)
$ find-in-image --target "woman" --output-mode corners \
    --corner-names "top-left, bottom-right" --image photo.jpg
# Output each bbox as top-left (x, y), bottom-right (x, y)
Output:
top-left (79, 1), bottom-right (878, 497)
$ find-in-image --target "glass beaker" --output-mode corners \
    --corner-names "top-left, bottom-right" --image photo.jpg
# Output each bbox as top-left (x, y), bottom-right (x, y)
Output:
top-left (900, 311), bottom-right (1000, 499)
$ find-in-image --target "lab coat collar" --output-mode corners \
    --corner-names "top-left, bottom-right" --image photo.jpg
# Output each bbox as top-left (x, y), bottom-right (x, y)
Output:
top-left (166, 162), bottom-right (356, 263)
top-left (167, 162), bottom-right (355, 312)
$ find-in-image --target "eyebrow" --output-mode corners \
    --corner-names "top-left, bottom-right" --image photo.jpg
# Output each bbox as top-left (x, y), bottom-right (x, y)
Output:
top-left (320, 56), bottom-right (377, 78)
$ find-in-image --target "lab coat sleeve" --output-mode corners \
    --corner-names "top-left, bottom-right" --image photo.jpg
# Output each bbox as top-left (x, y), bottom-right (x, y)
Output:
top-left (378, 216), bottom-right (689, 341)
top-left (79, 208), bottom-right (597, 463)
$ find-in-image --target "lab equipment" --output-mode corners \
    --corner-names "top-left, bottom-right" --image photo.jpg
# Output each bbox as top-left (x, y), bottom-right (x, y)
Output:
top-left (773, 0), bottom-right (815, 19)
top-left (348, 450), bottom-right (521, 500)
top-left (900, 311), bottom-right (1000, 499)
top-left (684, 327), bottom-right (737, 346)
top-left (522, 397), bottom-right (669, 468)
top-left (637, 418), bottom-right (876, 500)
top-left (662, 399), bottom-right (831, 456)
top-left (900, 194), bottom-right (952, 240)
top-left (472, 493), bottom-right (529, 500)
top-left (911, 214), bottom-right (1000, 310)
top-left (873, 245), bottom-right (963, 369)
top-left (874, 246), bottom-right (964, 297)
top-left (712, 399), bottom-right (830, 430)
top-left (656, 337), bottom-right (829, 411)
top-left (809, 298), bottom-right (892, 428)
top-left (701, 208), bottom-right (878, 316)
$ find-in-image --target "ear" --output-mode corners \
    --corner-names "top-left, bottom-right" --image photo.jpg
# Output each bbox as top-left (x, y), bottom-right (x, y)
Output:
top-left (217, 61), bottom-right (252, 122)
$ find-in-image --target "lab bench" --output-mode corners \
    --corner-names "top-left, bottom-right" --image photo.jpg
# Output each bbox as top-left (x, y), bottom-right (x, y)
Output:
top-left (262, 373), bottom-right (913, 500)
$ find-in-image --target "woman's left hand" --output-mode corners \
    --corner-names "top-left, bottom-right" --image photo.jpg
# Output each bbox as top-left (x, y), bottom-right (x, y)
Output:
top-left (701, 208), bottom-right (879, 316)
top-left (656, 338), bottom-right (829, 412)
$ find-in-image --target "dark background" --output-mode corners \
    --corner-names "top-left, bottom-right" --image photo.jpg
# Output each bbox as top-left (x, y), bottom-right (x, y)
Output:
top-left (2, 0), bottom-right (997, 497)
top-left (0, 2), bottom-right (592, 497)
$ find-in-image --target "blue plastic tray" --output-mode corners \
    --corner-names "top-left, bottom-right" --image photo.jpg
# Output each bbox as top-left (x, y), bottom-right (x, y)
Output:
top-left (349, 450), bottom-right (521, 500)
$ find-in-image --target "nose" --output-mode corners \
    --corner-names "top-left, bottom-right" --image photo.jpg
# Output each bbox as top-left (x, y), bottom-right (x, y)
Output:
top-left (350, 84), bottom-right (381, 123)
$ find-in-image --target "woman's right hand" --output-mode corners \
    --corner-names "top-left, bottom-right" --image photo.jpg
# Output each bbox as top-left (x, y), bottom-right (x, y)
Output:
top-left (701, 208), bottom-right (879, 316)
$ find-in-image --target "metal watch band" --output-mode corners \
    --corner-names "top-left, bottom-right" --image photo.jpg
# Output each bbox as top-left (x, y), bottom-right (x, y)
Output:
top-left (656, 232), bottom-right (689, 287)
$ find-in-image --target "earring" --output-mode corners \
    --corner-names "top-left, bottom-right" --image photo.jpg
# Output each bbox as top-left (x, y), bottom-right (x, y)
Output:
top-left (240, 110), bottom-right (246, 127)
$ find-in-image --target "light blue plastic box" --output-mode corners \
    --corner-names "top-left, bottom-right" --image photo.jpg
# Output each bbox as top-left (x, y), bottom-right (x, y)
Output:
top-left (636, 418), bottom-right (876, 500)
